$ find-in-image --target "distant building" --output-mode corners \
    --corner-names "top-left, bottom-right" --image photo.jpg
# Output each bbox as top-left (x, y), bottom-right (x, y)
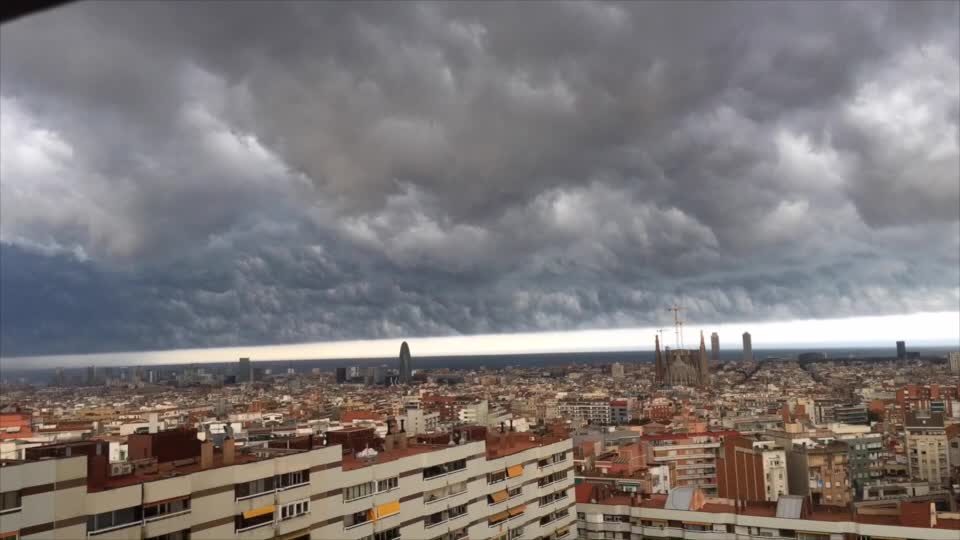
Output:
top-left (654, 332), bottom-right (710, 386)
top-left (785, 441), bottom-right (852, 506)
top-left (335, 367), bottom-right (347, 384)
top-left (948, 351), bottom-right (960, 374)
top-left (86, 366), bottom-right (96, 386)
top-left (611, 363), bottom-right (625, 379)
top-left (742, 332), bottom-right (753, 362)
top-left (710, 332), bottom-right (720, 361)
top-left (398, 341), bottom-right (413, 384)
top-left (238, 357), bottom-right (252, 383)
top-left (896, 341), bottom-right (906, 360)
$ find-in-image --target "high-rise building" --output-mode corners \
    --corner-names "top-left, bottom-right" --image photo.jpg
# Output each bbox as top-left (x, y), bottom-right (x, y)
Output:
top-left (611, 363), bottom-right (624, 379)
top-left (238, 357), bottom-right (252, 383)
top-left (55, 367), bottom-right (64, 387)
top-left (742, 332), bottom-right (753, 362)
top-left (335, 367), bottom-right (347, 384)
top-left (399, 341), bottom-right (413, 384)
top-left (950, 351), bottom-right (960, 374)
top-left (896, 340), bottom-right (906, 360)
top-left (86, 365), bottom-right (96, 386)
top-left (905, 411), bottom-right (951, 487)
top-left (710, 332), bottom-right (720, 361)
top-left (4, 428), bottom-right (577, 540)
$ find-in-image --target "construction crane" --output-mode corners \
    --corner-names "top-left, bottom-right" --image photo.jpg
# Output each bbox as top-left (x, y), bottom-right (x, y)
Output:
top-left (666, 304), bottom-right (684, 349)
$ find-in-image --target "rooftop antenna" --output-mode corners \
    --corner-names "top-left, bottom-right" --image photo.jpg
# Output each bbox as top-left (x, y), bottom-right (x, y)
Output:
top-left (667, 304), bottom-right (684, 349)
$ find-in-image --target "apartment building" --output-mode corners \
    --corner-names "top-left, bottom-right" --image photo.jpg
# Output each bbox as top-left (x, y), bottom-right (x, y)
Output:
top-left (0, 425), bottom-right (576, 540)
top-left (905, 411), bottom-right (951, 488)
top-left (838, 432), bottom-right (888, 494)
top-left (575, 485), bottom-right (960, 540)
top-left (785, 441), bottom-right (853, 506)
top-left (557, 401), bottom-right (611, 426)
top-left (751, 441), bottom-right (787, 502)
top-left (640, 432), bottom-right (739, 497)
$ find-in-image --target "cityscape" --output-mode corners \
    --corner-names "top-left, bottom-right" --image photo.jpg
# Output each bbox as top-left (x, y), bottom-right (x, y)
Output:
top-left (2, 1), bottom-right (960, 540)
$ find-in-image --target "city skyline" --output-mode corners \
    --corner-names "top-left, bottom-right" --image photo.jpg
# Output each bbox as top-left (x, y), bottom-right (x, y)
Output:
top-left (2, 310), bottom-right (956, 370)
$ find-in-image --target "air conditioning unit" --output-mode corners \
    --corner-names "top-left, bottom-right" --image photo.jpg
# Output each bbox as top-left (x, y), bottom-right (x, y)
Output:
top-left (110, 462), bottom-right (133, 477)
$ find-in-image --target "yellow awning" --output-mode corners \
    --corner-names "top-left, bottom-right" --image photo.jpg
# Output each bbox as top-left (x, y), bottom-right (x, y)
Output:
top-left (489, 510), bottom-right (510, 523)
top-left (508, 505), bottom-right (526, 516)
top-left (507, 464), bottom-right (523, 478)
top-left (556, 527), bottom-right (569, 537)
top-left (376, 501), bottom-right (400, 518)
top-left (242, 505), bottom-right (274, 519)
top-left (490, 490), bottom-right (509, 503)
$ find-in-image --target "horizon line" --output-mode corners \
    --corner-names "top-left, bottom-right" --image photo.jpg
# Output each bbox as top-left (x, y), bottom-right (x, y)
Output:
top-left (1, 311), bottom-right (958, 370)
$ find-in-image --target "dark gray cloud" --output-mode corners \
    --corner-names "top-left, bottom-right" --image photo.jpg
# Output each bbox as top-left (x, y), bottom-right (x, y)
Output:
top-left (1, 1), bottom-right (958, 356)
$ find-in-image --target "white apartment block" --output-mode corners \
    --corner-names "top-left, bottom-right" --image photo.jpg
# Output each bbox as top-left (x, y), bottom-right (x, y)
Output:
top-left (557, 402), bottom-right (610, 426)
top-left (0, 429), bottom-right (576, 540)
top-left (751, 440), bottom-right (787, 502)
top-left (576, 487), bottom-right (960, 540)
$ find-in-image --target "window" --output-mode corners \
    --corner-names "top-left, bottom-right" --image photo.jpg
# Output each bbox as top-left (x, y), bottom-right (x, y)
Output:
top-left (538, 470), bottom-right (568, 488)
top-left (345, 510), bottom-right (371, 528)
top-left (235, 507), bottom-right (274, 532)
top-left (603, 514), bottom-right (628, 523)
top-left (377, 476), bottom-right (399, 493)
top-left (508, 526), bottom-right (524, 540)
top-left (423, 458), bottom-right (467, 479)
top-left (361, 527), bottom-right (401, 540)
top-left (508, 485), bottom-right (523, 499)
top-left (144, 497), bottom-right (190, 521)
top-left (539, 508), bottom-right (569, 526)
top-left (279, 499), bottom-right (310, 520)
top-left (539, 489), bottom-right (568, 506)
top-left (235, 476), bottom-right (275, 500)
top-left (427, 504), bottom-right (467, 527)
top-left (87, 506), bottom-right (143, 534)
top-left (488, 470), bottom-right (507, 484)
top-left (146, 530), bottom-right (191, 540)
top-left (0, 491), bottom-right (21, 513)
top-left (345, 481), bottom-right (375, 502)
top-left (279, 469), bottom-right (310, 489)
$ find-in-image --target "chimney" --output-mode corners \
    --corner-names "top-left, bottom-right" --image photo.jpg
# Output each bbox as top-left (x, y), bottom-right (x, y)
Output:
top-left (223, 437), bottom-right (235, 466)
top-left (384, 433), bottom-right (395, 452)
top-left (509, 418), bottom-right (514, 432)
top-left (400, 419), bottom-right (406, 433)
top-left (500, 421), bottom-right (506, 433)
top-left (200, 440), bottom-right (214, 469)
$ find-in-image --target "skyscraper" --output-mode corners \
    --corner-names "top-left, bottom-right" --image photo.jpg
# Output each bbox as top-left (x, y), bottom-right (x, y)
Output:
top-left (710, 332), bottom-right (720, 361)
top-left (742, 332), bottom-right (753, 362)
top-left (399, 341), bottom-right (412, 384)
top-left (335, 367), bottom-right (347, 384)
top-left (654, 334), bottom-right (664, 384)
top-left (238, 357), bottom-right (252, 383)
top-left (896, 341), bottom-right (906, 360)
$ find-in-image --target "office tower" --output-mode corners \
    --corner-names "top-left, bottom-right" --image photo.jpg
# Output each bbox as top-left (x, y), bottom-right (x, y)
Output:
top-left (86, 366), bottom-right (96, 386)
top-left (55, 367), bottom-right (64, 387)
top-left (654, 334), bottom-right (664, 384)
top-left (399, 341), bottom-right (413, 384)
top-left (896, 341), bottom-right (906, 360)
top-left (335, 367), bottom-right (347, 384)
top-left (742, 332), bottom-right (753, 362)
top-left (238, 357), bottom-right (252, 383)
top-left (698, 331), bottom-right (710, 384)
top-left (950, 352), bottom-right (960, 374)
top-left (710, 332), bottom-right (720, 361)
top-left (611, 363), bottom-right (625, 379)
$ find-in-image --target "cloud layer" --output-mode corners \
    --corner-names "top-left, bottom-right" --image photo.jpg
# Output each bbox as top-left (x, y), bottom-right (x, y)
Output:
top-left (1, 1), bottom-right (958, 356)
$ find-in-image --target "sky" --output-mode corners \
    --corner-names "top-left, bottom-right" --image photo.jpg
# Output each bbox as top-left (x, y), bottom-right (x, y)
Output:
top-left (1, 1), bottom-right (958, 361)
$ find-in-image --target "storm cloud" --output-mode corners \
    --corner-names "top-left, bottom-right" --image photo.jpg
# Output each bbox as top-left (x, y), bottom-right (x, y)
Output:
top-left (1, 1), bottom-right (958, 356)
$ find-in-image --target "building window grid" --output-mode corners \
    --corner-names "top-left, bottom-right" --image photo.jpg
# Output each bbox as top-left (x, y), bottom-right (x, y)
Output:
top-left (279, 499), bottom-right (310, 520)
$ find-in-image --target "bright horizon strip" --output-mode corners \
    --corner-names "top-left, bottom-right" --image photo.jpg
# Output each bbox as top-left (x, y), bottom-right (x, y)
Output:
top-left (1, 311), bottom-right (958, 370)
